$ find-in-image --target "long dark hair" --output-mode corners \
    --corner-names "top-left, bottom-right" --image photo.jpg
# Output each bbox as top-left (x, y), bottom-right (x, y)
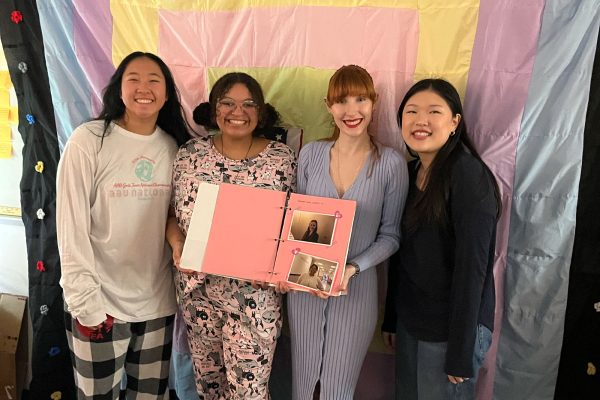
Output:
top-left (192, 72), bottom-right (280, 135)
top-left (96, 51), bottom-right (192, 146)
top-left (397, 78), bottom-right (501, 229)
top-left (301, 220), bottom-right (318, 240)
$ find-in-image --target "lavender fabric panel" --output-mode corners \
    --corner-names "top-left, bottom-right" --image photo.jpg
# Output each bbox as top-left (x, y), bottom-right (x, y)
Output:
top-left (497, 1), bottom-right (600, 400)
top-left (37, 0), bottom-right (93, 150)
top-left (73, 0), bottom-right (114, 116)
top-left (462, 1), bottom-right (546, 399)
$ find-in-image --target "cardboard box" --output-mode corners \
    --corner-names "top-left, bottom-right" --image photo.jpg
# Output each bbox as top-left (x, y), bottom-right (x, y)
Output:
top-left (0, 293), bottom-right (27, 400)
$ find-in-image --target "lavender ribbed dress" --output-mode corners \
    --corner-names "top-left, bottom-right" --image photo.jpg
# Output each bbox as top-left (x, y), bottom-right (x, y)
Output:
top-left (287, 140), bottom-right (409, 400)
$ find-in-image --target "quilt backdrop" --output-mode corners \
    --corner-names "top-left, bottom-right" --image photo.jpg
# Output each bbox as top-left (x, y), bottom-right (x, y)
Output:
top-left (0, 1), bottom-right (598, 399)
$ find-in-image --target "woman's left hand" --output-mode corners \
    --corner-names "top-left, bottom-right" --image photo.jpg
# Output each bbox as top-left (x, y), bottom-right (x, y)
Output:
top-left (339, 263), bottom-right (358, 293)
top-left (250, 280), bottom-right (270, 290)
top-left (448, 375), bottom-right (469, 384)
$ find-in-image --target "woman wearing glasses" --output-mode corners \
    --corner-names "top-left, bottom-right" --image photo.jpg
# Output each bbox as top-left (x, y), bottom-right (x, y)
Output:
top-left (167, 72), bottom-right (296, 399)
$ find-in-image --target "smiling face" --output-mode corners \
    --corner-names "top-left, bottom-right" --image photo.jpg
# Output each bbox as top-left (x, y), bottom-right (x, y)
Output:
top-left (327, 95), bottom-right (374, 138)
top-left (309, 264), bottom-right (318, 275)
top-left (309, 220), bottom-right (317, 231)
top-left (401, 90), bottom-right (460, 164)
top-left (215, 83), bottom-right (259, 139)
top-left (325, 65), bottom-right (378, 140)
top-left (120, 56), bottom-right (167, 125)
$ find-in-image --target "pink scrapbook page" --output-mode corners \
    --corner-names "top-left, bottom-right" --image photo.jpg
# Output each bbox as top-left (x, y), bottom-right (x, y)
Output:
top-left (180, 183), bottom-right (356, 295)
top-left (274, 194), bottom-right (355, 295)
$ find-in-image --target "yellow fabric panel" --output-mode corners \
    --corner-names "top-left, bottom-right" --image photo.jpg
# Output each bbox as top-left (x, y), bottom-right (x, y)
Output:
top-left (9, 107), bottom-right (18, 123)
top-left (158, 0), bottom-right (418, 11)
top-left (0, 124), bottom-right (11, 159)
top-left (0, 90), bottom-right (9, 107)
top-left (0, 71), bottom-right (11, 90)
top-left (0, 124), bottom-right (10, 141)
top-left (413, 0), bottom-right (480, 98)
top-left (208, 67), bottom-right (336, 143)
top-left (0, 71), bottom-right (11, 156)
top-left (111, 0), bottom-right (160, 65)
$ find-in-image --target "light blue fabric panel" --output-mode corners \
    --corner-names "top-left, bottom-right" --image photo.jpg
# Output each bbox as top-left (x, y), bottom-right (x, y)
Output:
top-left (37, 0), bottom-right (93, 151)
top-left (496, 1), bottom-right (600, 399)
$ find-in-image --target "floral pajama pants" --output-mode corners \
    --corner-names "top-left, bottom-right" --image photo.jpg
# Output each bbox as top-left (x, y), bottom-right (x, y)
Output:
top-left (179, 273), bottom-right (282, 400)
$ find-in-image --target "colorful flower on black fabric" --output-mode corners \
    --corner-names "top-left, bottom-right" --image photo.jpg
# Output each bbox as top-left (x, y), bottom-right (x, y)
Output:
top-left (50, 391), bottom-right (62, 400)
top-left (10, 10), bottom-right (23, 24)
top-left (35, 161), bottom-right (44, 173)
top-left (26, 114), bottom-right (35, 124)
top-left (48, 346), bottom-right (60, 357)
top-left (18, 61), bottom-right (27, 73)
top-left (36, 260), bottom-right (45, 272)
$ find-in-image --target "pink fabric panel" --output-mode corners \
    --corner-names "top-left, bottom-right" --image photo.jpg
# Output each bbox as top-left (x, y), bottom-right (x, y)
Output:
top-left (158, 6), bottom-right (419, 145)
top-left (73, 0), bottom-right (114, 115)
top-left (463, 1), bottom-right (545, 399)
top-left (160, 6), bottom-right (417, 70)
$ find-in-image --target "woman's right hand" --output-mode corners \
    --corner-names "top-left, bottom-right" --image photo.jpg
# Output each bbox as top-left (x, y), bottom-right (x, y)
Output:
top-left (166, 212), bottom-right (196, 274)
top-left (382, 331), bottom-right (396, 350)
top-left (280, 282), bottom-right (329, 299)
top-left (275, 281), bottom-right (291, 294)
top-left (170, 239), bottom-right (196, 274)
top-left (83, 322), bottom-right (103, 331)
top-left (170, 238), bottom-right (184, 268)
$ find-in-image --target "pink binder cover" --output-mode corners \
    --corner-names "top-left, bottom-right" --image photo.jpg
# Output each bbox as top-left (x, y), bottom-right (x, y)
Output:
top-left (274, 193), bottom-right (356, 295)
top-left (199, 184), bottom-right (287, 282)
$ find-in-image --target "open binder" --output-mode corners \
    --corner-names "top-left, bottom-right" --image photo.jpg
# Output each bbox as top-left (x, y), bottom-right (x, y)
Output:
top-left (180, 183), bottom-right (356, 295)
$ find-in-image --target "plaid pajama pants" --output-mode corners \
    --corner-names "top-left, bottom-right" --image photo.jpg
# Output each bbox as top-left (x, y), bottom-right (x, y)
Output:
top-left (65, 311), bottom-right (174, 400)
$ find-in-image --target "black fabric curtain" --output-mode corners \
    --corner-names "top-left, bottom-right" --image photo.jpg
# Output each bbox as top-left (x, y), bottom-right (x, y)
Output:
top-left (0, 1), bottom-right (75, 398)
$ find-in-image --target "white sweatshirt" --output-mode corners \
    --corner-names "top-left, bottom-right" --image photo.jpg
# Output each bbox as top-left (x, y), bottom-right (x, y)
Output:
top-left (57, 121), bottom-right (177, 326)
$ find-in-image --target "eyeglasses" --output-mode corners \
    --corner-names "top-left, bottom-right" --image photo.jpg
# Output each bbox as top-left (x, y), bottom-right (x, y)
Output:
top-left (217, 98), bottom-right (259, 112)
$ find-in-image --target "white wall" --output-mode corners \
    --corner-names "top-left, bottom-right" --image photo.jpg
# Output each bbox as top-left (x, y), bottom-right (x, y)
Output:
top-left (0, 217), bottom-right (28, 295)
top-left (0, 33), bottom-right (27, 296)
top-left (0, 125), bottom-right (28, 296)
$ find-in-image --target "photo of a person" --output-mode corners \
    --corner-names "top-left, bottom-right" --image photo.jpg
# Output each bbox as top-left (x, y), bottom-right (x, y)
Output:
top-left (287, 253), bottom-right (338, 293)
top-left (289, 211), bottom-right (336, 246)
top-left (301, 220), bottom-right (319, 243)
top-left (296, 263), bottom-right (324, 290)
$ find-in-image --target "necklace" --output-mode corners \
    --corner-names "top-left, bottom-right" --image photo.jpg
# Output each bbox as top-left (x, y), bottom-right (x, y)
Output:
top-left (333, 140), bottom-right (370, 198)
top-left (336, 143), bottom-right (344, 197)
top-left (416, 162), bottom-right (429, 190)
top-left (218, 134), bottom-right (253, 161)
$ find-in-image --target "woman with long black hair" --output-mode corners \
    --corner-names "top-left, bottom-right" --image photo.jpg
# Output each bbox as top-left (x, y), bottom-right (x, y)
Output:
top-left (383, 78), bottom-right (501, 400)
top-left (57, 51), bottom-right (191, 399)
